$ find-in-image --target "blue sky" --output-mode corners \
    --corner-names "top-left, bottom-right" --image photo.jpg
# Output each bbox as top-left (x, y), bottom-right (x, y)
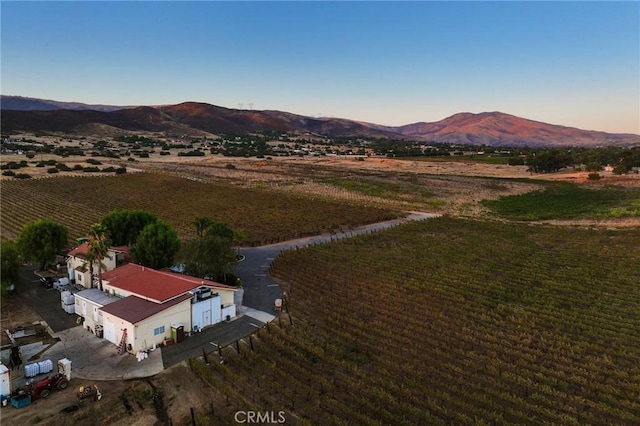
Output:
top-left (1, 1), bottom-right (638, 134)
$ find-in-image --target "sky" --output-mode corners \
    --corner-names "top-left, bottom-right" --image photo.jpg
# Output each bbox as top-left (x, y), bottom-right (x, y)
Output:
top-left (1, 1), bottom-right (638, 134)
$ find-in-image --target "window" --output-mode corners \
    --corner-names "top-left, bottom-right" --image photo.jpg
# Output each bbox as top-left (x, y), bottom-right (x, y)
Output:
top-left (153, 326), bottom-right (165, 336)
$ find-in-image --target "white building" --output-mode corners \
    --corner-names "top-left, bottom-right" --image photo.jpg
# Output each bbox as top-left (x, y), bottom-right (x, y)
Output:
top-left (94, 263), bottom-right (239, 353)
top-left (66, 242), bottom-right (129, 288)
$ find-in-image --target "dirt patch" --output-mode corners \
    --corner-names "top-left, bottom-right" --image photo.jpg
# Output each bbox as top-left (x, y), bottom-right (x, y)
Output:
top-left (1, 292), bottom-right (44, 347)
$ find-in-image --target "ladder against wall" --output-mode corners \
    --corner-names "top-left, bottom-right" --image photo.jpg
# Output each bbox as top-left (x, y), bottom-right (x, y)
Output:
top-left (117, 329), bottom-right (128, 355)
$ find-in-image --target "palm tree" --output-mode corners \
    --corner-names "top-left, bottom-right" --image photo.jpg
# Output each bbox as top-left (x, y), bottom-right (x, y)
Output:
top-left (86, 224), bottom-right (111, 291)
top-left (232, 228), bottom-right (247, 256)
top-left (193, 217), bottom-right (213, 239)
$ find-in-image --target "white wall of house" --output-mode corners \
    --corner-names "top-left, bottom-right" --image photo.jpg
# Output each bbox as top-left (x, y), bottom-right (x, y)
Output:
top-left (133, 300), bottom-right (191, 351)
top-left (222, 304), bottom-right (236, 320)
top-left (67, 248), bottom-right (120, 288)
top-left (74, 296), bottom-right (100, 332)
top-left (101, 299), bottom-right (191, 353)
top-left (103, 282), bottom-right (135, 299)
top-left (192, 294), bottom-right (222, 330)
top-left (102, 312), bottom-right (133, 350)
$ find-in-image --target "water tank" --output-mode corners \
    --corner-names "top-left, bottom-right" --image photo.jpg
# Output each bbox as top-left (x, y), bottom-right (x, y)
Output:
top-left (0, 364), bottom-right (10, 397)
top-left (24, 362), bottom-right (39, 378)
top-left (37, 359), bottom-right (53, 374)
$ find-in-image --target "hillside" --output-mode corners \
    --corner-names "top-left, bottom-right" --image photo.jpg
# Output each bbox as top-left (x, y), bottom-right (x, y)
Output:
top-left (2, 96), bottom-right (638, 147)
top-left (0, 95), bottom-right (131, 112)
top-left (395, 111), bottom-right (639, 147)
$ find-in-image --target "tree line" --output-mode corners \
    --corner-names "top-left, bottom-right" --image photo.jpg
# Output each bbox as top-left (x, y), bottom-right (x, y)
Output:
top-left (1, 211), bottom-right (244, 295)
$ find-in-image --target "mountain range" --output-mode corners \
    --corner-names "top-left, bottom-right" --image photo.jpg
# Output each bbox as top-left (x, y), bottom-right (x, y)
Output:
top-left (2, 95), bottom-right (638, 147)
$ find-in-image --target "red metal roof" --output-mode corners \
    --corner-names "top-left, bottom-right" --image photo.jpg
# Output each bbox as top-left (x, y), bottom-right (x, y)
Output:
top-left (101, 263), bottom-right (235, 303)
top-left (68, 242), bottom-right (130, 258)
top-left (68, 242), bottom-right (90, 257)
top-left (100, 294), bottom-right (191, 324)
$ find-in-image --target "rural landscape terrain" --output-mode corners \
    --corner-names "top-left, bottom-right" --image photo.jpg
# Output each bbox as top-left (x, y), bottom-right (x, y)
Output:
top-left (1, 98), bottom-right (639, 425)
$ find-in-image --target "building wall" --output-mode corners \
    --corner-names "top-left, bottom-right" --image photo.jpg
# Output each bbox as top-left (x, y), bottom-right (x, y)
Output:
top-left (102, 282), bottom-right (135, 299)
top-left (218, 288), bottom-right (236, 306)
top-left (192, 294), bottom-right (222, 330)
top-left (101, 299), bottom-right (191, 353)
top-left (74, 296), bottom-right (103, 333)
top-left (133, 300), bottom-right (191, 351)
top-left (101, 312), bottom-right (134, 351)
top-left (67, 249), bottom-right (119, 288)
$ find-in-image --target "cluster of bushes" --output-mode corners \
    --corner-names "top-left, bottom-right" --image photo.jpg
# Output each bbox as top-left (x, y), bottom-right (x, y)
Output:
top-left (2, 170), bottom-right (31, 179)
top-left (81, 166), bottom-right (126, 174)
top-left (178, 150), bottom-right (205, 157)
top-left (1, 161), bottom-right (29, 170)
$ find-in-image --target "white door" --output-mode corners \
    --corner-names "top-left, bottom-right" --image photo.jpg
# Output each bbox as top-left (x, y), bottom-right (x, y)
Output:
top-left (104, 320), bottom-right (116, 344)
top-left (93, 306), bottom-right (99, 322)
top-left (212, 296), bottom-right (222, 324)
top-left (203, 310), bottom-right (211, 327)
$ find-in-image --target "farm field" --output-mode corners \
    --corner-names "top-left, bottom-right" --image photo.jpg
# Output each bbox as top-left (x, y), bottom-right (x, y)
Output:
top-left (2, 149), bottom-right (639, 425)
top-left (190, 217), bottom-right (640, 425)
top-left (0, 172), bottom-right (399, 245)
top-left (482, 183), bottom-right (640, 221)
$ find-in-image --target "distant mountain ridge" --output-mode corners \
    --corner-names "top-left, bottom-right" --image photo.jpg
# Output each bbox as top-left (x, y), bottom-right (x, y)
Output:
top-left (1, 95), bottom-right (132, 112)
top-left (2, 95), bottom-right (638, 147)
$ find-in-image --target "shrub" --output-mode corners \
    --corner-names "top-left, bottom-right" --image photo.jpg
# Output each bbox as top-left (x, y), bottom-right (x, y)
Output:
top-left (178, 150), bottom-right (205, 157)
top-left (587, 173), bottom-right (601, 181)
top-left (115, 167), bottom-right (127, 175)
top-left (613, 165), bottom-right (628, 175)
top-left (102, 166), bottom-right (116, 173)
top-left (36, 162), bottom-right (45, 168)
top-left (2, 170), bottom-right (16, 176)
top-left (83, 166), bottom-right (101, 173)
top-left (14, 173), bottom-right (31, 179)
top-left (86, 158), bottom-right (102, 165)
top-left (47, 168), bottom-right (59, 174)
top-left (73, 165), bottom-right (84, 171)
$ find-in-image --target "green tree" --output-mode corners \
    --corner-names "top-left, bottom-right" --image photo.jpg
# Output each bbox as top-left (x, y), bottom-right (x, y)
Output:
top-left (18, 219), bottom-right (68, 270)
top-left (85, 223), bottom-right (111, 290)
top-left (100, 210), bottom-right (158, 246)
top-left (526, 149), bottom-right (571, 173)
top-left (1, 238), bottom-right (21, 295)
top-left (178, 219), bottom-right (237, 282)
top-left (132, 221), bottom-right (180, 269)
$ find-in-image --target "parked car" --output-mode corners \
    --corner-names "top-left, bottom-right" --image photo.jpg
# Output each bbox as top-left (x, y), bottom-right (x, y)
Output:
top-left (40, 277), bottom-right (55, 288)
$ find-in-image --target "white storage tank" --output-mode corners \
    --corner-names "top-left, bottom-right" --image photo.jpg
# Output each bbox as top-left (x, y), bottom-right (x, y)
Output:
top-left (37, 359), bottom-right (53, 374)
top-left (24, 362), bottom-right (39, 378)
top-left (0, 363), bottom-right (10, 398)
top-left (61, 291), bottom-right (74, 305)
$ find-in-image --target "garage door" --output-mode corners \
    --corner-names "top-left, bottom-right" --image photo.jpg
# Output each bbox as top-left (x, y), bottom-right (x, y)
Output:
top-left (104, 320), bottom-right (116, 344)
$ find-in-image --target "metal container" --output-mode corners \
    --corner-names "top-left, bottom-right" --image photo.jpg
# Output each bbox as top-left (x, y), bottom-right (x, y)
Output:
top-left (10, 394), bottom-right (31, 409)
